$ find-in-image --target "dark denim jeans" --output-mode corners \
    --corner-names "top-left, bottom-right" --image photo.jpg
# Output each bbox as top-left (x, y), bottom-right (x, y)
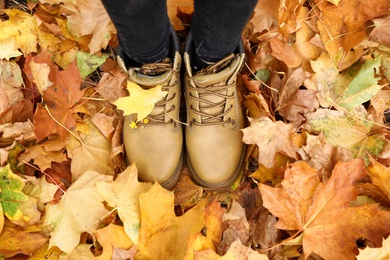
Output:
top-left (101, 0), bottom-right (258, 64)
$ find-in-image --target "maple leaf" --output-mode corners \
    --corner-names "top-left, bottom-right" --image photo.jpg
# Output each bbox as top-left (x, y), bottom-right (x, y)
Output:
top-left (0, 224), bottom-right (48, 258)
top-left (29, 60), bottom-right (53, 94)
top-left (259, 159), bottom-right (390, 259)
top-left (136, 183), bottom-right (206, 259)
top-left (114, 81), bottom-right (168, 123)
top-left (315, 0), bottom-right (390, 59)
top-left (305, 108), bottom-right (388, 163)
top-left (94, 224), bottom-right (134, 260)
top-left (42, 170), bottom-right (113, 254)
top-left (76, 51), bottom-right (109, 79)
top-left (0, 9), bottom-right (38, 55)
top-left (96, 163), bottom-right (152, 243)
top-left (0, 37), bottom-right (23, 60)
top-left (241, 117), bottom-right (298, 168)
top-left (65, 120), bottom-right (114, 180)
top-left (365, 158), bottom-right (390, 201)
top-left (249, 0), bottom-right (279, 35)
top-left (167, 0), bottom-right (194, 31)
top-left (370, 15), bottom-right (390, 46)
top-left (19, 138), bottom-right (67, 171)
top-left (23, 176), bottom-right (59, 210)
top-left (33, 61), bottom-right (85, 141)
top-left (0, 164), bottom-right (28, 223)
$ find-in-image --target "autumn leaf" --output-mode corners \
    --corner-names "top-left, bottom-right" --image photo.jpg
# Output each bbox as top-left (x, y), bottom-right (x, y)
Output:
top-left (65, 120), bottom-right (114, 180)
top-left (33, 61), bottom-right (85, 141)
top-left (96, 163), bottom-right (152, 243)
top-left (0, 223), bottom-right (48, 258)
top-left (305, 108), bottom-right (388, 162)
top-left (114, 81), bottom-right (168, 123)
top-left (366, 157), bottom-right (390, 201)
top-left (0, 60), bottom-right (24, 115)
top-left (259, 159), bottom-right (390, 259)
top-left (0, 164), bottom-right (28, 223)
top-left (94, 224), bottom-right (134, 260)
top-left (0, 9), bottom-right (38, 55)
top-left (76, 51), bottom-right (109, 79)
top-left (42, 170), bottom-right (113, 254)
top-left (370, 14), bottom-right (390, 46)
top-left (136, 184), bottom-right (206, 259)
top-left (29, 60), bottom-right (53, 94)
top-left (249, 0), bottom-right (279, 35)
top-left (357, 235), bottom-right (390, 260)
top-left (0, 37), bottom-right (23, 60)
top-left (241, 117), bottom-right (298, 168)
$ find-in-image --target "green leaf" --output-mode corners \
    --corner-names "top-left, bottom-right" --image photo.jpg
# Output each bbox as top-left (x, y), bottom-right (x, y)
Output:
top-left (337, 56), bottom-right (382, 110)
top-left (306, 108), bottom-right (387, 164)
top-left (76, 51), bottom-right (109, 79)
top-left (0, 165), bottom-right (28, 221)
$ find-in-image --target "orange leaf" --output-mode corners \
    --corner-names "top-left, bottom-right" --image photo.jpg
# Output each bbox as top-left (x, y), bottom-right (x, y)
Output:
top-left (259, 159), bottom-right (390, 259)
top-left (33, 61), bottom-right (84, 141)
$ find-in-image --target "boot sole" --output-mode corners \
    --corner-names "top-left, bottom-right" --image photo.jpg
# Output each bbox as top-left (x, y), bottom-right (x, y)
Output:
top-left (160, 149), bottom-right (184, 190)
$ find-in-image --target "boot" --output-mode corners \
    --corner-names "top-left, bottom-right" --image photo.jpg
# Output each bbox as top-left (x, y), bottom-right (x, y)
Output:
top-left (122, 30), bottom-right (183, 189)
top-left (184, 35), bottom-right (246, 188)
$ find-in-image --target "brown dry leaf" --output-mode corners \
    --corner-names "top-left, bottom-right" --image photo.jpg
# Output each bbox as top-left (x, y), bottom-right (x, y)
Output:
top-left (19, 138), bottom-right (67, 171)
top-left (33, 61), bottom-right (84, 141)
top-left (259, 159), bottom-right (390, 259)
top-left (95, 60), bottom-right (127, 103)
top-left (0, 223), bottom-right (48, 258)
top-left (0, 60), bottom-right (24, 115)
top-left (241, 117), bottom-right (298, 168)
top-left (278, 0), bottom-right (305, 37)
top-left (370, 15), bottom-right (390, 46)
top-left (251, 153), bottom-right (294, 185)
top-left (315, 0), bottom-right (390, 59)
top-left (270, 38), bottom-right (302, 68)
top-left (249, 0), bottom-right (279, 35)
top-left (299, 132), bottom-right (353, 179)
top-left (167, 0), bottom-right (193, 31)
top-left (94, 224), bottom-right (134, 260)
top-left (65, 120), bottom-right (114, 180)
top-left (136, 183), bottom-right (206, 259)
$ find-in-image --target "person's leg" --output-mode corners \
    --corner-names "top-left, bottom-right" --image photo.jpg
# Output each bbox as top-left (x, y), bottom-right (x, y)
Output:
top-left (191, 0), bottom-right (258, 63)
top-left (184, 1), bottom-right (257, 188)
top-left (100, 0), bottom-right (171, 65)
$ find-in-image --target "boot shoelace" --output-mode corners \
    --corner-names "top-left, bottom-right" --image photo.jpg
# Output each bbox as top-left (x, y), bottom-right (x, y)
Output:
top-left (136, 58), bottom-right (178, 126)
top-left (189, 82), bottom-right (234, 126)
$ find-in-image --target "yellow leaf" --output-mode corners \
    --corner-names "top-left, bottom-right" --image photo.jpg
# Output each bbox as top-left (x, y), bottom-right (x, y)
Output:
top-left (94, 224), bottom-right (134, 260)
top-left (29, 60), bottom-right (53, 94)
top-left (0, 37), bottom-right (23, 60)
top-left (0, 206), bottom-right (3, 235)
top-left (42, 170), bottom-right (113, 254)
top-left (357, 236), bottom-right (390, 260)
top-left (114, 81), bottom-right (168, 123)
top-left (96, 163), bottom-right (152, 243)
top-left (136, 184), bottom-right (206, 259)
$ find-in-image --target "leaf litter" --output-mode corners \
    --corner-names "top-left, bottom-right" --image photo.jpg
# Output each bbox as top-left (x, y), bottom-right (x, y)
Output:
top-left (0, 0), bottom-right (390, 259)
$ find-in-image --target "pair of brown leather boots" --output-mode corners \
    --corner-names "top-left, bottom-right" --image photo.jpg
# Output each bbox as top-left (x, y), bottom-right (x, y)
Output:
top-left (122, 32), bottom-right (246, 189)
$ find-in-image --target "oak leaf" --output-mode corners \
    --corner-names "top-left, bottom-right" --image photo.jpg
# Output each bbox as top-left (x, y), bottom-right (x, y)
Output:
top-left (33, 61), bottom-right (84, 141)
top-left (241, 117), bottom-right (298, 168)
top-left (65, 120), bottom-right (114, 180)
top-left (94, 224), bottom-right (134, 260)
top-left (259, 159), bottom-right (390, 259)
top-left (96, 163), bottom-right (152, 243)
top-left (114, 81), bottom-right (168, 123)
top-left (42, 170), bottom-right (113, 254)
top-left (136, 183), bottom-right (206, 259)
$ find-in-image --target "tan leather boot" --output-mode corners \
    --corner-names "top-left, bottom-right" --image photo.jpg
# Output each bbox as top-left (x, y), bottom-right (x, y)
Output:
top-left (122, 33), bottom-right (183, 189)
top-left (184, 39), bottom-right (246, 188)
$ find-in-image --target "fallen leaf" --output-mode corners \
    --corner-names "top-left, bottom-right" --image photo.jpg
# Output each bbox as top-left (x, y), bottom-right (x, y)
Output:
top-left (366, 157), bottom-right (390, 201)
top-left (242, 117), bottom-right (298, 168)
top-left (42, 170), bottom-right (113, 254)
top-left (0, 206), bottom-right (3, 235)
top-left (136, 183), bottom-right (206, 259)
top-left (29, 60), bottom-right (53, 94)
top-left (33, 61), bottom-right (85, 141)
top-left (0, 36), bottom-right (23, 60)
top-left (305, 108), bottom-right (388, 162)
top-left (114, 81), bottom-right (168, 123)
top-left (249, 0), bottom-right (279, 35)
top-left (76, 51), bottom-right (109, 79)
top-left (0, 224), bottom-right (48, 258)
top-left (23, 176), bottom-right (59, 210)
top-left (65, 120), bottom-right (114, 180)
top-left (96, 163), bottom-right (152, 243)
top-left (0, 60), bottom-right (24, 114)
top-left (0, 164), bottom-right (28, 223)
top-left (259, 159), bottom-right (390, 259)
top-left (370, 15), bottom-right (390, 46)
top-left (94, 224), bottom-right (134, 260)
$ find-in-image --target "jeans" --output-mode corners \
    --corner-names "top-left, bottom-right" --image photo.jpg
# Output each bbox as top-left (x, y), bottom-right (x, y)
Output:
top-left (100, 0), bottom-right (258, 65)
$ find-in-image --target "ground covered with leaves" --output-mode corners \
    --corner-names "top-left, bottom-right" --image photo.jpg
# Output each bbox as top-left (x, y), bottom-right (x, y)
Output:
top-left (0, 0), bottom-right (390, 259)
